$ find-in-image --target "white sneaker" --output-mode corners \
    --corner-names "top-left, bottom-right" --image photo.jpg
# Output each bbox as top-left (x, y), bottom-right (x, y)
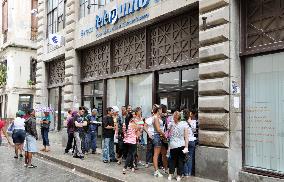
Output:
top-left (154, 170), bottom-right (163, 177)
top-left (176, 176), bottom-right (181, 181)
top-left (168, 174), bottom-right (172, 180)
top-left (145, 163), bottom-right (149, 168)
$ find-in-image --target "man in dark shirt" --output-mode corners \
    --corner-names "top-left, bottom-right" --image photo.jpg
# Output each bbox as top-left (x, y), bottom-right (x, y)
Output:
top-left (102, 107), bottom-right (117, 163)
top-left (24, 109), bottom-right (38, 168)
top-left (73, 107), bottom-right (87, 159)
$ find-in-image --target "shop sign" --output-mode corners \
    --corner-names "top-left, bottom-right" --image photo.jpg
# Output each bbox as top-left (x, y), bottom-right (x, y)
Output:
top-left (95, 0), bottom-right (150, 29)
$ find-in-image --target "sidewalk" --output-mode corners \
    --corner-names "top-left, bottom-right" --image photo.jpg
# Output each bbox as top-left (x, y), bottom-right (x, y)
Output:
top-left (36, 132), bottom-right (216, 182)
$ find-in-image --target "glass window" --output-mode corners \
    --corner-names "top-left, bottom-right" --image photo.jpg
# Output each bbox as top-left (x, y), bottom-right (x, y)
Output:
top-left (159, 71), bottom-right (179, 92)
top-left (107, 77), bottom-right (126, 109)
top-left (18, 95), bottom-right (33, 111)
top-left (47, 0), bottom-right (66, 37)
top-left (84, 83), bottom-right (94, 96)
top-left (49, 88), bottom-right (59, 131)
top-left (158, 67), bottom-right (198, 112)
top-left (182, 68), bottom-right (199, 88)
top-left (245, 52), bottom-right (284, 174)
top-left (129, 74), bottom-right (153, 118)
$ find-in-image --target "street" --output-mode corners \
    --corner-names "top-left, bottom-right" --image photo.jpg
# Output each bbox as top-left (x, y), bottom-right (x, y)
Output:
top-left (0, 145), bottom-right (102, 182)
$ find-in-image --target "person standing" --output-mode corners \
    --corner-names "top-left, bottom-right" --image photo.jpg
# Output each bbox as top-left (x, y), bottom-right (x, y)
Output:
top-left (65, 111), bottom-right (77, 154)
top-left (12, 110), bottom-right (26, 158)
top-left (116, 106), bottom-right (127, 165)
top-left (152, 105), bottom-right (168, 177)
top-left (24, 109), bottom-right (38, 168)
top-left (102, 107), bottom-right (117, 163)
top-left (0, 118), bottom-right (12, 146)
top-left (133, 107), bottom-right (144, 167)
top-left (144, 104), bottom-right (158, 168)
top-left (122, 111), bottom-right (138, 174)
top-left (112, 106), bottom-right (121, 159)
top-left (40, 111), bottom-right (51, 152)
top-left (88, 108), bottom-right (101, 154)
top-left (82, 107), bottom-right (90, 154)
top-left (73, 107), bottom-right (87, 159)
top-left (184, 109), bottom-right (197, 177)
top-left (168, 111), bottom-right (189, 181)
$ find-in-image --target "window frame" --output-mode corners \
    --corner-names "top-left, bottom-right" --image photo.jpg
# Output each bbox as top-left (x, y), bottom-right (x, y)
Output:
top-left (47, 0), bottom-right (66, 37)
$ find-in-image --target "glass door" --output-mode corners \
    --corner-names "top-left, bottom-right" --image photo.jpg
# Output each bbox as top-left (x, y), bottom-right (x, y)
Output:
top-left (49, 87), bottom-right (63, 131)
top-left (83, 81), bottom-right (104, 149)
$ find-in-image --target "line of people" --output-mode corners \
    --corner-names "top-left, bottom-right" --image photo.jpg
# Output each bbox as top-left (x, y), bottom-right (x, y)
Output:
top-left (64, 104), bottom-right (198, 181)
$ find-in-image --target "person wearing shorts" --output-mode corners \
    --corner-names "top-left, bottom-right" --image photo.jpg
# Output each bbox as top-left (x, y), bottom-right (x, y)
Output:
top-left (12, 110), bottom-right (26, 158)
top-left (24, 109), bottom-right (38, 168)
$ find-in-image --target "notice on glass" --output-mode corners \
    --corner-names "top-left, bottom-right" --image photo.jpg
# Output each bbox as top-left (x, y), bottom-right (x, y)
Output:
top-left (234, 97), bottom-right (240, 108)
top-left (160, 98), bottom-right (167, 106)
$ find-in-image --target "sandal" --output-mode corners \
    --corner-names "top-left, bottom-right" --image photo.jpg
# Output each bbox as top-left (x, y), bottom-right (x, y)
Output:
top-left (27, 164), bottom-right (37, 168)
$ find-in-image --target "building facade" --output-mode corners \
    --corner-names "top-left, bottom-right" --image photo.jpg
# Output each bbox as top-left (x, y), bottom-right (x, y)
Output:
top-left (0, 0), bottom-right (37, 119)
top-left (36, 0), bottom-right (284, 181)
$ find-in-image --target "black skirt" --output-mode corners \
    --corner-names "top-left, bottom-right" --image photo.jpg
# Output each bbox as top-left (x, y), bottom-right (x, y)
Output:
top-left (12, 129), bottom-right (26, 144)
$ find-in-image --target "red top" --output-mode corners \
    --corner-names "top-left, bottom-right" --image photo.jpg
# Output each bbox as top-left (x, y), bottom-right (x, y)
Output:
top-left (0, 120), bottom-right (5, 137)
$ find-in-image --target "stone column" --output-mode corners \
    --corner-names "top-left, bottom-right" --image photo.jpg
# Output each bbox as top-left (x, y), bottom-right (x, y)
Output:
top-left (63, 0), bottom-right (81, 112)
top-left (35, 0), bottom-right (48, 107)
top-left (196, 0), bottom-right (241, 181)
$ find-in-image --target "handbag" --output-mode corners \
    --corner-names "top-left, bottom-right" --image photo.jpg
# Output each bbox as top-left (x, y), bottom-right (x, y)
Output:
top-left (7, 122), bottom-right (15, 135)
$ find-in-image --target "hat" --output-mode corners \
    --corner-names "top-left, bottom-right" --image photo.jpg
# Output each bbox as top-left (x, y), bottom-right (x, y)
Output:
top-left (16, 110), bottom-right (25, 116)
top-left (92, 108), bottom-right (98, 113)
top-left (112, 106), bottom-right (119, 113)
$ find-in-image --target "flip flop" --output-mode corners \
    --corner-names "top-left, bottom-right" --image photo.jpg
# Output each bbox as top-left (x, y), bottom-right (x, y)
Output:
top-left (27, 164), bottom-right (37, 168)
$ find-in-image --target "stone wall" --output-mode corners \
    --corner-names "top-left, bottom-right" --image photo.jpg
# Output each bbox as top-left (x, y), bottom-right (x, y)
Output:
top-left (35, 0), bottom-right (48, 107)
top-left (196, 0), bottom-right (242, 181)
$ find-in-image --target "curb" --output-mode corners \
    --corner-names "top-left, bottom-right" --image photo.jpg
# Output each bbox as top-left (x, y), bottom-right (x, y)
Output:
top-left (36, 152), bottom-right (124, 182)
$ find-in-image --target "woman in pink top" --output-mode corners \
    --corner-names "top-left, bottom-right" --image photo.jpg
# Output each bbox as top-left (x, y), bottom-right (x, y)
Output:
top-left (122, 111), bottom-right (139, 174)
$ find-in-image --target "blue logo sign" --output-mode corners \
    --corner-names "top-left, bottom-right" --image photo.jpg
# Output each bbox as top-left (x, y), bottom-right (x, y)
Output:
top-left (52, 36), bottom-right (58, 44)
top-left (95, 0), bottom-right (150, 29)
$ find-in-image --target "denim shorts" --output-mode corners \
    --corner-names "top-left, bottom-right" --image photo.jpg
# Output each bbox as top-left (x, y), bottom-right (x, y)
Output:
top-left (24, 135), bottom-right (37, 153)
top-left (153, 134), bottom-right (162, 147)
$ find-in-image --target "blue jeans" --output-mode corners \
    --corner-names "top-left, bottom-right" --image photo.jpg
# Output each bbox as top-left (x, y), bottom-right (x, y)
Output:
top-left (87, 131), bottom-right (97, 152)
top-left (102, 137), bottom-right (115, 161)
top-left (41, 128), bottom-right (50, 146)
top-left (184, 141), bottom-right (196, 176)
top-left (81, 132), bottom-right (89, 153)
top-left (146, 137), bottom-right (154, 164)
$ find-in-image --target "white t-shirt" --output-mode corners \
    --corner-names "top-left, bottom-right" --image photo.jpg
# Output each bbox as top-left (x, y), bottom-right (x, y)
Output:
top-left (188, 119), bottom-right (197, 141)
top-left (14, 117), bottom-right (25, 130)
top-left (145, 117), bottom-right (154, 137)
top-left (169, 121), bottom-right (188, 149)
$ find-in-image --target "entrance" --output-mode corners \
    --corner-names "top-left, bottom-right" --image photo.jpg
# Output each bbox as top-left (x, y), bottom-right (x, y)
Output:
top-left (82, 80), bottom-right (104, 148)
top-left (49, 87), bottom-right (63, 131)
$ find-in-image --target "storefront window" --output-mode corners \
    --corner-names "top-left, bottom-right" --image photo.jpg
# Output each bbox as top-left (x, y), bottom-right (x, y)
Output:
top-left (158, 67), bottom-right (198, 112)
top-left (18, 95), bottom-right (33, 112)
top-left (245, 52), bottom-right (284, 174)
top-left (107, 77), bottom-right (126, 109)
top-left (129, 74), bottom-right (153, 118)
top-left (159, 71), bottom-right (179, 92)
